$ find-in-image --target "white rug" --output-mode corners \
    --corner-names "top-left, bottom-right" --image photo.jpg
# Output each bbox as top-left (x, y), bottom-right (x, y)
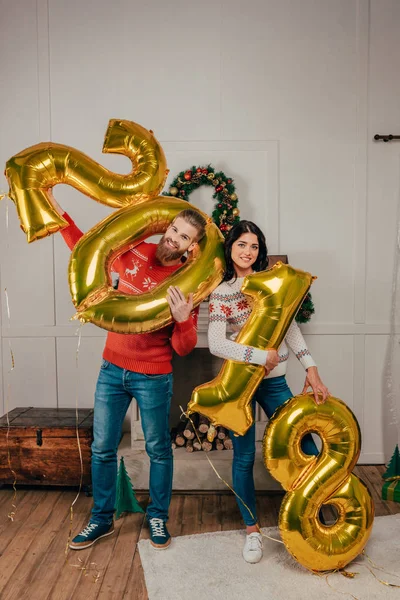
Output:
top-left (138, 515), bottom-right (400, 600)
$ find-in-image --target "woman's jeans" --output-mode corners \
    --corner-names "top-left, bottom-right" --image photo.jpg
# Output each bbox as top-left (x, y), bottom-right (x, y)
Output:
top-left (232, 375), bottom-right (319, 526)
top-left (90, 359), bottom-right (173, 525)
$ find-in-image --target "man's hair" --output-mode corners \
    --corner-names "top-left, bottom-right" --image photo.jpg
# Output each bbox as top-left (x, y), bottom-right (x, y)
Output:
top-left (175, 209), bottom-right (207, 242)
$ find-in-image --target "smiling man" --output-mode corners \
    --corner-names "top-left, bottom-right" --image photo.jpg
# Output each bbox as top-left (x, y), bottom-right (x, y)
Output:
top-left (48, 191), bottom-right (206, 551)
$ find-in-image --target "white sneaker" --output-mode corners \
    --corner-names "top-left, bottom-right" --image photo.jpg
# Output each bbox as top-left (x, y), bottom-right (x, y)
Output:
top-left (243, 532), bottom-right (263, 564)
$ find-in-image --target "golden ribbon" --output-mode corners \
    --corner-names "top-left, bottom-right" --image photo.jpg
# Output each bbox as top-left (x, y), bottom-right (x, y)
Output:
top-left (383, 477), bottom-right (400, 501)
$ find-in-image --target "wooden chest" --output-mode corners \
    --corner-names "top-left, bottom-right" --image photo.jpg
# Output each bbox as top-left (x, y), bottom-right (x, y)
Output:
top-left (0, 407), bottom-right (93, 487)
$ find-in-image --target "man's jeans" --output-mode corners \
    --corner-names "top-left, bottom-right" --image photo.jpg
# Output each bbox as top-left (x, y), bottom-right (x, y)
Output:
top-left (231, 375), bottom-right (320, 526)
top-left (90, 359), bottom-right (173, 525)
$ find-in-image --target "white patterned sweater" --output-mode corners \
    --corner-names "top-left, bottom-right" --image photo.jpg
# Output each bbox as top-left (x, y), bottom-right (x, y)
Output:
top-left (208, 277), bottom-right (316, 379)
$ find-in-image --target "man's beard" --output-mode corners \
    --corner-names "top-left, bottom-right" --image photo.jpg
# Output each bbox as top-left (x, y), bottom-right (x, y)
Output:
top-left (155, 235), bottom-right (183, 263)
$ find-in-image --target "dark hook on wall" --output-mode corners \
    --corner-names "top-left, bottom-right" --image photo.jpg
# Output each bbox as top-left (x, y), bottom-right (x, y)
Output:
top-left (374, 134), bottom-right (400, 142)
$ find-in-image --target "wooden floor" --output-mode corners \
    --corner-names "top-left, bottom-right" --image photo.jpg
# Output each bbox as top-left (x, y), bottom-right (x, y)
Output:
top-left (0, 465), bottom-right (398, 600)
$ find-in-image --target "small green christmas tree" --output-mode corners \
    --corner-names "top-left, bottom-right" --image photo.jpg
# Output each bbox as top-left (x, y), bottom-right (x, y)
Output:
top-left (383, 445), bottom-right (400, 480)
top-left (115, 456), bottom-right (144, 519)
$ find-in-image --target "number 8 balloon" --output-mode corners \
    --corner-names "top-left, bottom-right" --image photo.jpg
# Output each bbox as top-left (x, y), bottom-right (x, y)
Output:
top-left (4, 119), bottom-right (225, 332)
top-left (263, 394), bottom-right (374, 572)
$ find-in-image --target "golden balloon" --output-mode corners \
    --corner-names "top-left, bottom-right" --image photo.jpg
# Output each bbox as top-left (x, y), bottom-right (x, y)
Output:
top-left (5, 120), bottom-right (168, 243)
top-left (187, 263), bottom-right (315, 435)
top-left (263, 394), bottom-right (374, 572)
top-left (69, 197), bottom-right (225, 333)
top-left (5, 119), bottom-right (226, 333)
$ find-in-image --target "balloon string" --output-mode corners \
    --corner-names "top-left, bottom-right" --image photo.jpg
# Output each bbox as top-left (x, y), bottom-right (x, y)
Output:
top-left (3, 196), bottom-right (18, 521)
top-left (179, 407), bottom-right (284, 545)
top-left (308, 546), bottom-right (400, 595)
top-left (65, 323), bottom-right (85, 557)
top-left (384, 187), bottom-right (400, 441)
top-left (70, 557), bottom-right (101, 583)
top-left (321, 571), bottom-right (360, 600)
top-left (5, 381), bottom-right (17, 522)
top-left (351, 550), bottom-right (400, 587)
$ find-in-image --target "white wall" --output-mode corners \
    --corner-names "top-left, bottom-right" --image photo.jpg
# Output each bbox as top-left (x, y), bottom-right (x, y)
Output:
top-left (1, 0), bottom-right (399, 462)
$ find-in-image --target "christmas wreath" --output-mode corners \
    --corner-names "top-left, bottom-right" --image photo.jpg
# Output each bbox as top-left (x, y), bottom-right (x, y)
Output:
top-left (164, 164), bottom-right (314, 324)
top-left (164, 165), bottom-right (240, 235)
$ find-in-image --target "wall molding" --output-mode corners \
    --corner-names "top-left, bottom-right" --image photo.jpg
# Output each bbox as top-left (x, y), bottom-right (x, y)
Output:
top-left (3, 322), bottom-right (398, 339)
top-left (353, 0), bottom-right (370, 323)
top-left (358, 452), bottom-right (385, 464)
top-left (353, 333), bottom-right (366, 448)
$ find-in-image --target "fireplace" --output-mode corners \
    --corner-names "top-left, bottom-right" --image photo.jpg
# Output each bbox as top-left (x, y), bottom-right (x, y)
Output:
top-left (119, 256), bottom-right (288, 490)
top-left (118, 302), bottom-right (282, 491)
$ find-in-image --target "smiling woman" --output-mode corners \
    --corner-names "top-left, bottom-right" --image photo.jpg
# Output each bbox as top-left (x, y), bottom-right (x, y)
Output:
top-left (189, 219), bottom-right (329, 564)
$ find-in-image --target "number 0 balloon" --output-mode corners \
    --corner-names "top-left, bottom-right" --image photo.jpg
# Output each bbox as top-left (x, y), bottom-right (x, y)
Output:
top-left (69, 197), bottom-right (224, 333)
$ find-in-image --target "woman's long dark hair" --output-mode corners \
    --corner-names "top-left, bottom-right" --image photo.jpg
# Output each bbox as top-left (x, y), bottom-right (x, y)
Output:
top-left (223, 220), bottom-right (268, 281)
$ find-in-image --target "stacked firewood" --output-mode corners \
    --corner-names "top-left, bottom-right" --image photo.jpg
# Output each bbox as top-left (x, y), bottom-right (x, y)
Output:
top-left (170, 414), bottom-right (233, 452)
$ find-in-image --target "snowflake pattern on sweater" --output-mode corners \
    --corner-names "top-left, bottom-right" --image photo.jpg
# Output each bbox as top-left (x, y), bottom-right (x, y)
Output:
top-left (208, 277), bottom-right (316, 378)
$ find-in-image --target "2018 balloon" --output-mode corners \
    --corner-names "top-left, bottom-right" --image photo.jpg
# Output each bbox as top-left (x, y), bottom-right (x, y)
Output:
top-left (263, 393), bottom-right (374, 572)
top-left (187, 263), bottom-right (315, 435)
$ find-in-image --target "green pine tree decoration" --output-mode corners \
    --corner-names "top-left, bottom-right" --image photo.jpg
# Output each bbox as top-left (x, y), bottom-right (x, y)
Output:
top-left (115, 456), bottom-right (144, 519)
top-left (383, 445), bottom-right (400, 479)
top-left (382, 445), bottom-right (400, 503)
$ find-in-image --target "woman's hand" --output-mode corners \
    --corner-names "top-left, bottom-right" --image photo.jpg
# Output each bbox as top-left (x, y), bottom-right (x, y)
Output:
top-left (167, 286), bottom-right (193, 323)
top-left (302, 366), bottom-right (330, 404)
top-left (265, 349), bottom-right (279, 374)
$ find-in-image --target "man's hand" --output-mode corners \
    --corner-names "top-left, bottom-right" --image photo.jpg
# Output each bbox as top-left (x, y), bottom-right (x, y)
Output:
top-left (302, 366), bottom-right (330, 404)
top-left (167, 286), bottom-right (193, 323)
top-left (265, 349), bottom-right (279, 375)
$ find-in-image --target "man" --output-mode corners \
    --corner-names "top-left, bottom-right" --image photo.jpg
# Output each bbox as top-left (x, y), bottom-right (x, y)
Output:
top-left (50, 192), bottom-right (206, 550)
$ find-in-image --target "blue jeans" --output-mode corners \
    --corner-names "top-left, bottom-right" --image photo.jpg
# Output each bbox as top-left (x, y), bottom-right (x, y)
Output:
top-left (232, 375), bottom-right (319, 526)
top-left (91, 359), bottom-right (173, 525)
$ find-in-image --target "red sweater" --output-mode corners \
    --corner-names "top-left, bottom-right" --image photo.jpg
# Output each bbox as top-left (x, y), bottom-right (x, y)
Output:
top-left (60, 213), bottom-right (198, 374)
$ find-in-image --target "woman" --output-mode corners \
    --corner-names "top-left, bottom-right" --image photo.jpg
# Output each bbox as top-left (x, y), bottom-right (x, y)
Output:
top-left (208, 221), bottom-right (329, 564)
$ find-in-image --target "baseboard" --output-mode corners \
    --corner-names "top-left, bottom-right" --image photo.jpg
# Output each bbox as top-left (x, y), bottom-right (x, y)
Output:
top-left (118, 434), bottom-right (282, 491)
top-left (118, 434), bottom-right (387, 493)
top-left (357, 453), bottom-right (386, 465)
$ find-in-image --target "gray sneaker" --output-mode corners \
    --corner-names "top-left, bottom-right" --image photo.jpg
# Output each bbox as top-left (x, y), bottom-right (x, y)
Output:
top-left (242, 532), bottom-right (263, 563)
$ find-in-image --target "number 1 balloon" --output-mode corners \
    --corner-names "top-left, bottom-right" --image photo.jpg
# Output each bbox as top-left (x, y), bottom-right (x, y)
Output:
top-left (187, 263), bottom-right (315, 435)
